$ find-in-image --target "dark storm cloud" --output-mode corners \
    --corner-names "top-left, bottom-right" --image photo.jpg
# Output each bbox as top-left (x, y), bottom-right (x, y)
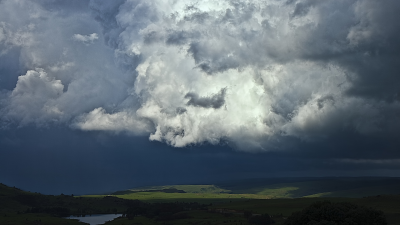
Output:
top-left (185, 88), bottom-right (226, 109)
top-left (187, 42), bottom-right (241, 74)
top-left (285, 0), bottom-right (400, 100)
top-left (0, 47), bottom-right (21, 90)
top-left (317, 95), bottom-right (335, 110)
top-left (38, 0), bottom-right (91, 14)
top-left (175, 107), bottom-right (187, 114)
top-left (183, 12), bottom-right (210, 24)
top-left (291, 2), bottom-right (311, 18)
top-left (166, 31), bottom-right (192, 46)
top-left (89, 0), bottom-right (126, 48)
top-left (2, 126), bottom-right (400, 195)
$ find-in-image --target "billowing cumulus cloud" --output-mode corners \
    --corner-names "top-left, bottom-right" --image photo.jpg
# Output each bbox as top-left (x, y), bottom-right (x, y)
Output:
top-left (6, 69), bottom-right (64, 125)
top-left (0, 0), bottom-right (400, 152)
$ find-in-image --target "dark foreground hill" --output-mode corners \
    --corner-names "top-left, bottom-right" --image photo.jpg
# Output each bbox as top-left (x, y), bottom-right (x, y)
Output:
top-left (0, 183), bottom-right (138, 224)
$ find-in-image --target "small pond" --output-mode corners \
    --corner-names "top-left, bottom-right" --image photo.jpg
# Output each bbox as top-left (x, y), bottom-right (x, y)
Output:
top-left (65, 214), bottom-right (122, 225)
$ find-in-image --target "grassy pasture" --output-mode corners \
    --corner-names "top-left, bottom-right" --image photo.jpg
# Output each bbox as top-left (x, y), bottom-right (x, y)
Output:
top-left (113, 184), bottom-right (231, 195)
top-left (108, 177), bottom-right (400, 200)
top-left (84, 192), bottom-right (271, 204)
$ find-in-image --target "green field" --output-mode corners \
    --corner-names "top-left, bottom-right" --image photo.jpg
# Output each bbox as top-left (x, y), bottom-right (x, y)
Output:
top-left (112, 184), bottom-right (231, 195)
top-left (84, 191), bottom-right (271, 204)
top-left (95, 177), bottom-right (400, 201)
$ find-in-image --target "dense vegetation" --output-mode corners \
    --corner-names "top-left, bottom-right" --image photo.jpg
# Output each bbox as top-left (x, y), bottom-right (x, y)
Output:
top-left (125, 201), bottom-right (207, 221)
top-left (284, 201), bottom-right (387, 225)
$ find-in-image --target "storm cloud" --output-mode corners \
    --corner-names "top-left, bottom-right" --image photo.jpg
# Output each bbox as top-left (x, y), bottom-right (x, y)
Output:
top-left (1, 0), bottom-right (400, 152)
top-left (185, 88), bottom-right (226, 109)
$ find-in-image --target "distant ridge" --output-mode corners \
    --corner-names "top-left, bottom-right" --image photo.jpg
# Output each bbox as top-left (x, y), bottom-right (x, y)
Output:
top-left (112, 177), bottom-right (400, 198)
top-left (112, 185), bottom-right (230, 195)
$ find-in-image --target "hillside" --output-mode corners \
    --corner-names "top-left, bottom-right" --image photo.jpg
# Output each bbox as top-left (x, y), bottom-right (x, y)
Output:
top-left (220, 177), bottom-right (400, 198)
top-left (110, 177), bottom-right (400, 199)
top-left (112, 184), bottom-right (231, 195)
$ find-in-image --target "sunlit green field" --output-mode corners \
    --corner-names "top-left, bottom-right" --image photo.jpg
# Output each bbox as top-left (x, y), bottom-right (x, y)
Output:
top-left (83, 192), bottom-right (272, 203)
top-left (113, 184), bottom-right (231, 194)
top-left (84, 178), bottom-right (400, 203)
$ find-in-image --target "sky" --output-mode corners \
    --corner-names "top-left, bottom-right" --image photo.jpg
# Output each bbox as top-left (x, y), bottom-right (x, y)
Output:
top-left (0, 0), bottom-right (400, 195)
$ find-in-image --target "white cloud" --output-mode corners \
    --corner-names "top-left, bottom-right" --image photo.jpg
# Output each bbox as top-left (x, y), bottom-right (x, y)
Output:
top-left (6, 68), bottom-right (64, 125)
top-left (0, 0), bottom-right (147, 132)
top-left (72, 107), bottom-right (152, 135)
top-left (72, 33), bottom-right (99, 44)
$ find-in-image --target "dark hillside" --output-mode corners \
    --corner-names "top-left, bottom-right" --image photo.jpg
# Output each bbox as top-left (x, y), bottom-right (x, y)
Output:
top-left (216, 177), bottom-right (400, 197)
